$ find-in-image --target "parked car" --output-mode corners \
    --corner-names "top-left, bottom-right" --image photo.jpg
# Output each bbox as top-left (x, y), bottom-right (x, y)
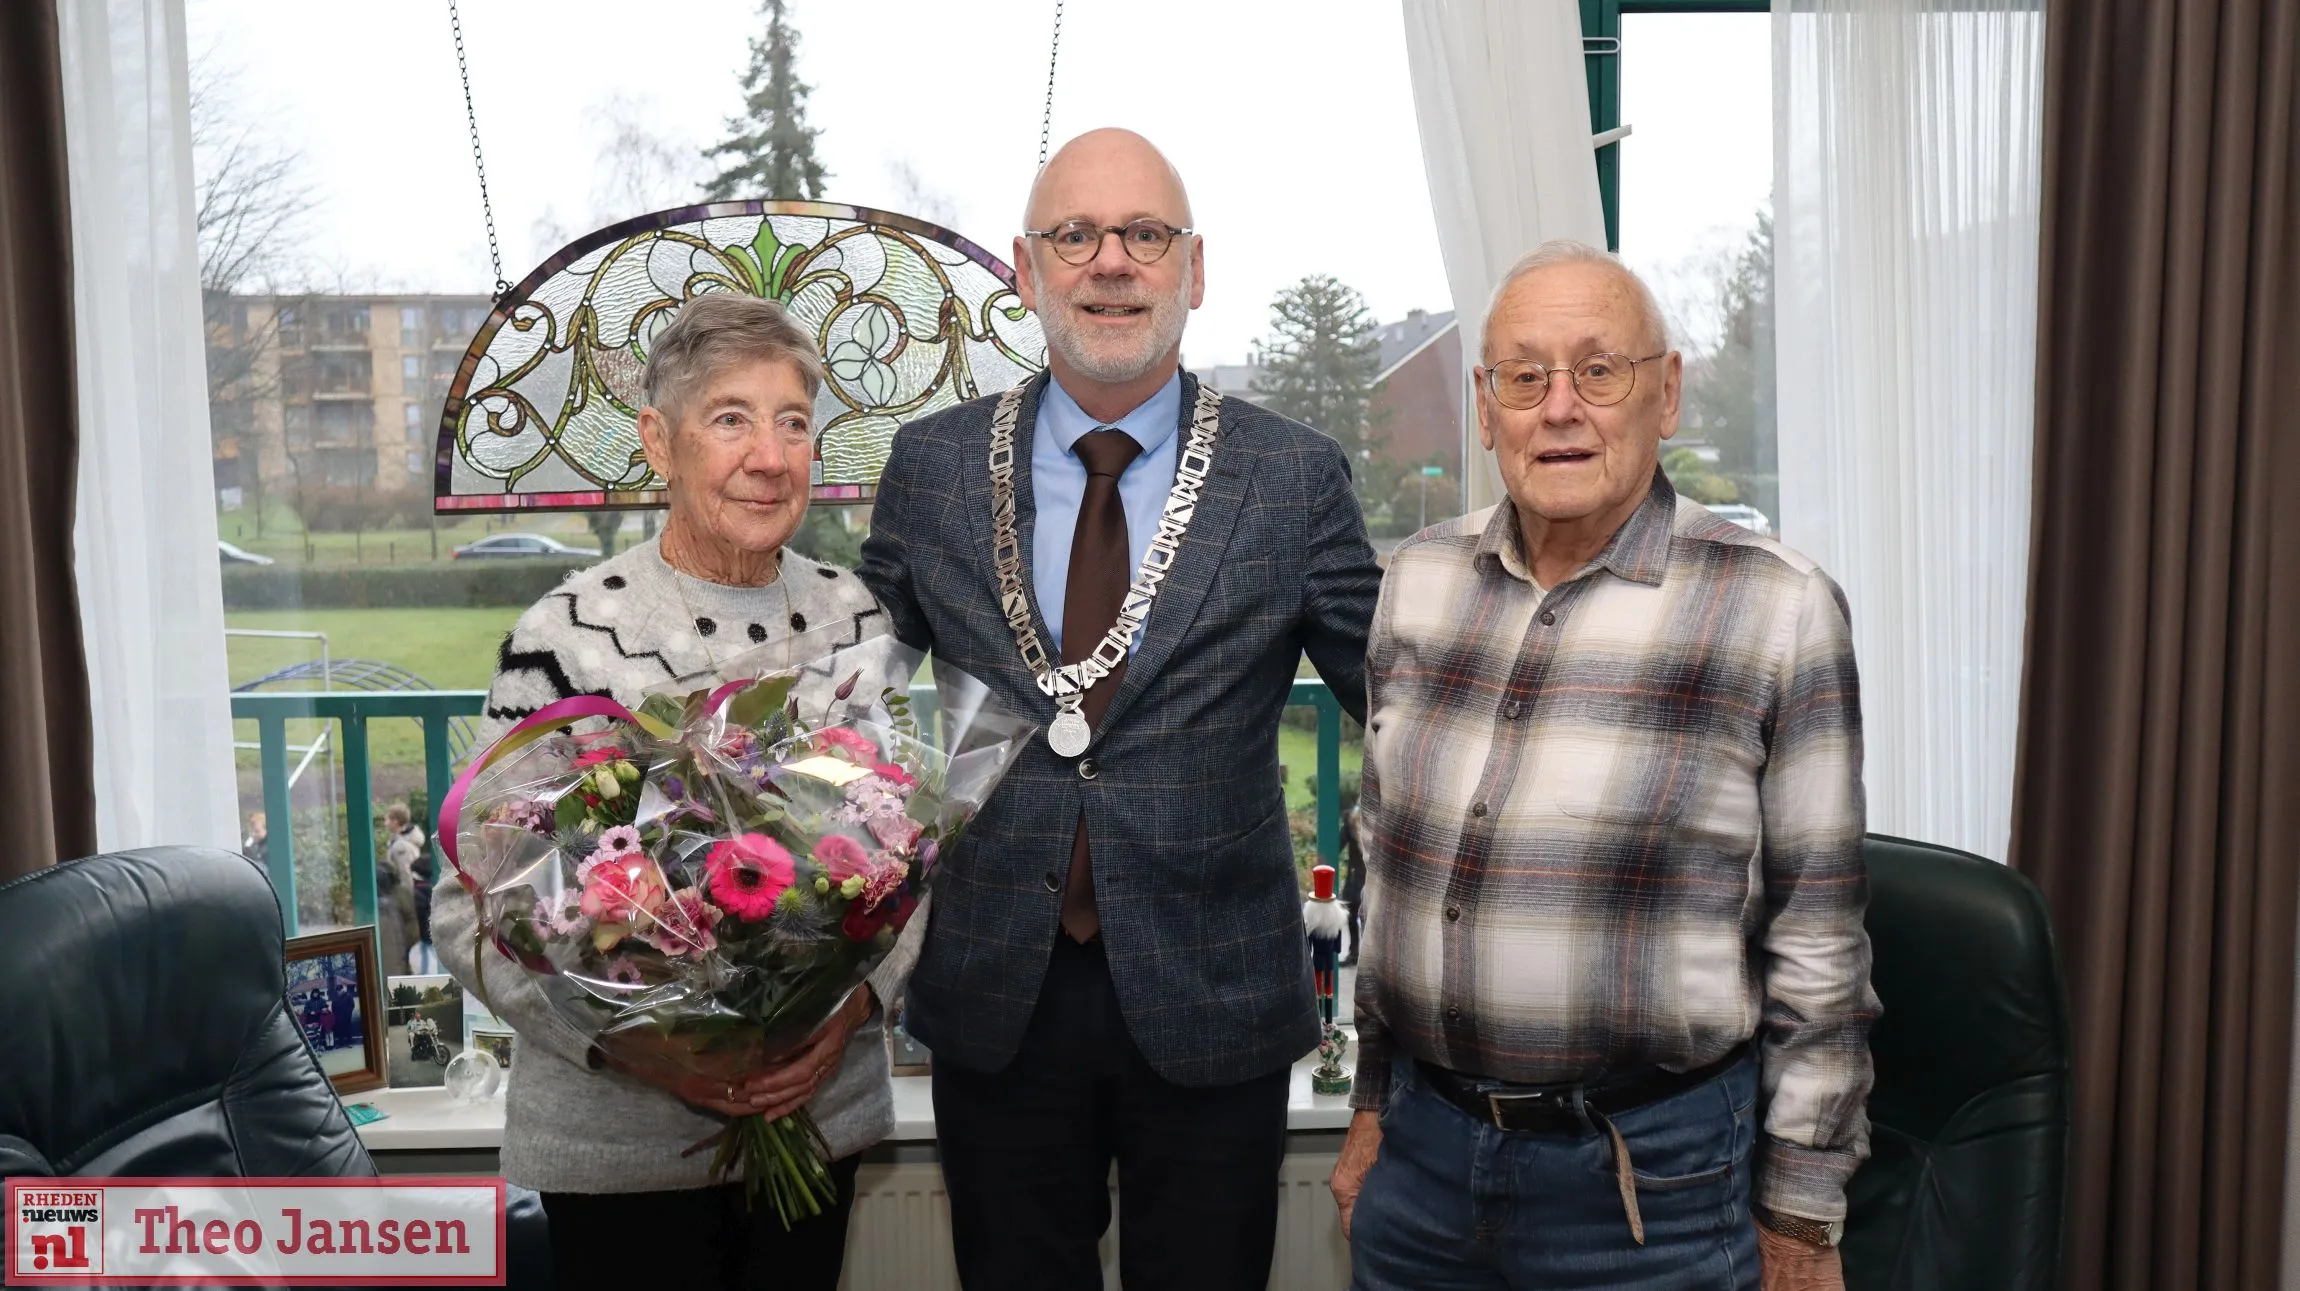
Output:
top-left (450, 533), bottom-right (602, 560)
top-left (218, 540), bottom-right (275, 565)
top-left (1704, 504), bottom-right (1773, 536)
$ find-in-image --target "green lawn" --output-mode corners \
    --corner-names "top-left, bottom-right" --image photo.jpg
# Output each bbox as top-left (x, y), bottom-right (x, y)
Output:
top-left (227, 607), bottom-right (515, 690)
top-left (228, 607), bottom-right (515, 783)
top-left (1277, 723), bottom-right (1364, 817)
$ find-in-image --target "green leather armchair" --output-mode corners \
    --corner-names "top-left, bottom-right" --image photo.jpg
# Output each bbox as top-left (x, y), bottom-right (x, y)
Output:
top-left (1842, 834), bottom-right (2071, 1290)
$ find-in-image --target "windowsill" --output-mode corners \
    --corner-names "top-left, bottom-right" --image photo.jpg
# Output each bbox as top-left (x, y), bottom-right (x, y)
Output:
top-left (355, 1032), bottom-right (1362, 1153)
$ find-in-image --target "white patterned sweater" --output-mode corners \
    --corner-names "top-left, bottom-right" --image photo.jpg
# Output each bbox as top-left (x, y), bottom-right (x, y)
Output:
top-left (432, 537), bottom-right (922, 1194)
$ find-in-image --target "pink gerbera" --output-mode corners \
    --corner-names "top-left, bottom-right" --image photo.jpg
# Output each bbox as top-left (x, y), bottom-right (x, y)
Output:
top-left (812, 833), bottom-right (873, 880)
top-left (595, 824), bottom-right (642, 859)
top-left (706, 834), bottom-right (795, 920)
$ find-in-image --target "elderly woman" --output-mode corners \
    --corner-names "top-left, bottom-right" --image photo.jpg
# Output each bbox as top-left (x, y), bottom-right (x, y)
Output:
top-left (432, 293), bottom-right (899, 1290)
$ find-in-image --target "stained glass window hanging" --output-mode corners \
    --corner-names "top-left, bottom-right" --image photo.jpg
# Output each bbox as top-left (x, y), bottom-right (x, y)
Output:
top-left (433, 200), bottom-right (1047, 512)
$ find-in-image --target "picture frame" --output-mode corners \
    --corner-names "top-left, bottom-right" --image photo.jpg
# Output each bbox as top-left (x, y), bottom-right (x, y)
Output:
top-left (384, 974), bottom-right (466, 1089)
top-left (284, 927), bottom-right (385, 1095)
top-left (889, 1013), bottom-right (931, 1078)
top-left (470, 1027), bottom-right (516, 1072)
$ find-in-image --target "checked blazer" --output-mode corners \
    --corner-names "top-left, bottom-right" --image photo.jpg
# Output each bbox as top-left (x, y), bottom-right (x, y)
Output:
top-left (858, 370), bottom-right (1380, 1087)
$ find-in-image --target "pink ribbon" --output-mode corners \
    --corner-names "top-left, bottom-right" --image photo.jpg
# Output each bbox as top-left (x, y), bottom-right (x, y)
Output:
top-left (437, 694), bottom-right (646, 884)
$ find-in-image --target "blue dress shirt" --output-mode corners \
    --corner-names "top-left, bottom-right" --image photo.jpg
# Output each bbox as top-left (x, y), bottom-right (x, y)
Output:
top-left (1031, 370), bottom-right (1184, 656)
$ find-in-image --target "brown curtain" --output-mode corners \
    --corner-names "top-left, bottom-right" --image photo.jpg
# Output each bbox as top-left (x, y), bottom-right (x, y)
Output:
top-left (2012, 0), bottom-right (2300, 1286)
top-left (0, 0), bottom-right (95, 881)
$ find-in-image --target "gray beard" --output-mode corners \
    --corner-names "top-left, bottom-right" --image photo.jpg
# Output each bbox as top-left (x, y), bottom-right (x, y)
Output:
top-left (1037, 263), bottom-right (1193, 385)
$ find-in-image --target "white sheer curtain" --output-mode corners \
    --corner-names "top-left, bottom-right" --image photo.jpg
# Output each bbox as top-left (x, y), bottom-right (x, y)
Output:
top-left (1773, 0), bottom-right (2044, 859)
top-left (57, 0), bottom-right (238, 852)
top-left (1401, 0), bottom-right (1607, 515)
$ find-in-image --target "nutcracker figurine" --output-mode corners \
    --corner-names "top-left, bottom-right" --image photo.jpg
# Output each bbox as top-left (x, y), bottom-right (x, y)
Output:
top-left (1304, 862), bottom-right (1353, 1095)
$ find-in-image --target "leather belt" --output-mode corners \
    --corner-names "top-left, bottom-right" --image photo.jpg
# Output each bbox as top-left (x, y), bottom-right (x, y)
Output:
top-left (1416, 1044), bottom-right (1748, 1135)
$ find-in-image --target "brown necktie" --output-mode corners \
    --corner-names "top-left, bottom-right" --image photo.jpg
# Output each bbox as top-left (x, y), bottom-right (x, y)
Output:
top-left (1059, 428), bottom-right (1142, 943)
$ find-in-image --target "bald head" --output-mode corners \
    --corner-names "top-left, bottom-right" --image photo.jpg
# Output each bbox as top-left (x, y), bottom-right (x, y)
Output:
top-left (1023, 128), bottom-right (1194, 231)
top-left (1481, 241), bottom-right (1670, 364)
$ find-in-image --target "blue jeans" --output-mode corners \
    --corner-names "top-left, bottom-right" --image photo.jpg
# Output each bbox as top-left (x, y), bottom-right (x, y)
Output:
top-left (1349, 1054), bottom-right (1761, 1291)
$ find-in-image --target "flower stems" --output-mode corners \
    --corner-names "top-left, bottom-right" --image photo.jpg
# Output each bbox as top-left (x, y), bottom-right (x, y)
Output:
top-left (709, 1109), bottom-right (838, 1229)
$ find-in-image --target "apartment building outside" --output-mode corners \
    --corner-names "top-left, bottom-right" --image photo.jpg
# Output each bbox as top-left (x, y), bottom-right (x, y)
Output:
top-left (206, 293), bottom-right (494, 511)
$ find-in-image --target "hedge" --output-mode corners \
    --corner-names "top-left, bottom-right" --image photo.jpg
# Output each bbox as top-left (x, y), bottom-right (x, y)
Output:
top-left (222, 560), bottom-right (590, 610)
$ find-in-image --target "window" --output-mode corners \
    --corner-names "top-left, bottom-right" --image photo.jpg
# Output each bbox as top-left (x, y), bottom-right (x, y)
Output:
top-left (315, 305), bottom-right (370, 347)
top-left (316, 447), bottom-right (376, 487)
top-left (310, 352), bottom-right (372, 395)
top-left (313, 401), bottom-right (375, 440)
top-left (1583, 0), bottom-right (1777, 529)
top-left (193, 1), bottom-right (1436, 930)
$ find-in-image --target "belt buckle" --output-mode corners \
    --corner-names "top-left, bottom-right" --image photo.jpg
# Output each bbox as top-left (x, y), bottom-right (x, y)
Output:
top-left (1484, 1088), bottom-right (1556, 1129)
top-left (1484, 1086), bottom-right (1580, 1131)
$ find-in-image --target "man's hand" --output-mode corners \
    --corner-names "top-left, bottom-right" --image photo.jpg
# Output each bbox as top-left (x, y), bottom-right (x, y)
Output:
top-left (1757, 1222), bottom-right (1844, 1291)
top-left (1328, 1109), bottom-right (1383, 1241)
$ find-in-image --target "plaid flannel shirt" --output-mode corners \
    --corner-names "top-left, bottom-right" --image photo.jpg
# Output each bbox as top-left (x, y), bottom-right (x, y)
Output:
top-left (1352, 472), bottom-right (1878, 1221)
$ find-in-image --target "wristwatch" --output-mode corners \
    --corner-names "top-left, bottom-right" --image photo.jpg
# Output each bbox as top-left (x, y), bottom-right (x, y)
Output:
top-left (1754, 1204), bottom-right (1843, 1248)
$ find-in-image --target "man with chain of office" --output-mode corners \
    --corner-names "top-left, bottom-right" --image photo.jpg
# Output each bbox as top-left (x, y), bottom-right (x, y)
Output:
top-left (855, 127), bottom-right (1382, 1290)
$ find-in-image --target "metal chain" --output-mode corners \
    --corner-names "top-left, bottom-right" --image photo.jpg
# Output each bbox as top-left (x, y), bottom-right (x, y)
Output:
top-left (1037, 0), bottom-right (1064, 166)
top-left (448, 0), bottom-right (511, 299)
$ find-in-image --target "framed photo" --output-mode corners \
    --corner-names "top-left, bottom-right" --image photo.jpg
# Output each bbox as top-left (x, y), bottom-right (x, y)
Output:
top-left (462, 993), bottom-right (505, 1052)
top-left (284, 928), bottom-right (385, 1095)
top-left (889, 1014), bottom-right (931, 1077)
top-left (384, 974), bottom-right (465, 1089)
top-left (470, 1028), bottom-right (516, 1071)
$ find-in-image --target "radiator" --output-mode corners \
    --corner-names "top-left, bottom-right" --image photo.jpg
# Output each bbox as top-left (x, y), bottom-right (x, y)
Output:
top-left (841, 1151), bottom-right (1351, 1290)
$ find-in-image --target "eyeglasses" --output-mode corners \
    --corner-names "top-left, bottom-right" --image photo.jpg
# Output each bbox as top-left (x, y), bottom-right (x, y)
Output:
top-left (1483, 352), bottom-right (1669, 409)
top-left (1023, 218), bottom-right (1194, 266)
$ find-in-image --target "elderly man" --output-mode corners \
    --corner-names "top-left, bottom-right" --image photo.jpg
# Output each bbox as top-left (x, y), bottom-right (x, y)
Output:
top-left (1330, 241), bottom-right (1876, 1291)
top-left (858, 128), bottom-right (1381, 1290)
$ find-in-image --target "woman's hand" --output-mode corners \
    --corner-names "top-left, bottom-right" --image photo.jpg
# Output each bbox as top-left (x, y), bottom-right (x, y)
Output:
top-left (735, 987), bottom-right (876, 1121)
top-left (590, 1030), bottom-right (763, 1117)
top-left (591, 987), bottom-right (876, 1119)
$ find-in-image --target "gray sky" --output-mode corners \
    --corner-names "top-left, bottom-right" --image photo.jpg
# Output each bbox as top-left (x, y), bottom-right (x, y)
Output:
top-left (187, 1), bottom-right (1768, 367)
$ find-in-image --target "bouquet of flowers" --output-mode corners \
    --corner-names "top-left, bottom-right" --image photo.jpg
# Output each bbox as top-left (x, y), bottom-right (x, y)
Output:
top-left (440, 631), bottom-right (1032, 1225)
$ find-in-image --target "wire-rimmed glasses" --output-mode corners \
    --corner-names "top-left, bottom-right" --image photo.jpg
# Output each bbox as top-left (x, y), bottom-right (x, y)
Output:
top-left (1483, 352), bottom-right (1668, 409)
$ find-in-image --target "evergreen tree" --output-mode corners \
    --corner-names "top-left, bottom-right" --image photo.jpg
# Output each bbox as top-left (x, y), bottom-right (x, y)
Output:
top-left (1250, 275), bottom-right (1392, 511)
top-left (702, 0), bottom-right (829, 202)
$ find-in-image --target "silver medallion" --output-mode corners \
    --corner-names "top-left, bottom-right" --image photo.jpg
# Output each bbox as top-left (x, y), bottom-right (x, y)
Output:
top-left (1047, 710), bottom-right (1092, 758)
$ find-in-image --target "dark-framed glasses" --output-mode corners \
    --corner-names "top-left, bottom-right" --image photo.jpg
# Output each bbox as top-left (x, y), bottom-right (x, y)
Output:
top-left (1024, 218), bottom-right (1193, 266)
top-left (1483, 352), bottom-right (1669, 409)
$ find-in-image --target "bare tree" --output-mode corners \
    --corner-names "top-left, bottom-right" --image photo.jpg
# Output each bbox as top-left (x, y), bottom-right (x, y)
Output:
top-left (588, 93), bottom-right (704, 218)
top-left (193, 50), bottom-right (320, 536)
top-left (885, 158), bottom-right (959, 230)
